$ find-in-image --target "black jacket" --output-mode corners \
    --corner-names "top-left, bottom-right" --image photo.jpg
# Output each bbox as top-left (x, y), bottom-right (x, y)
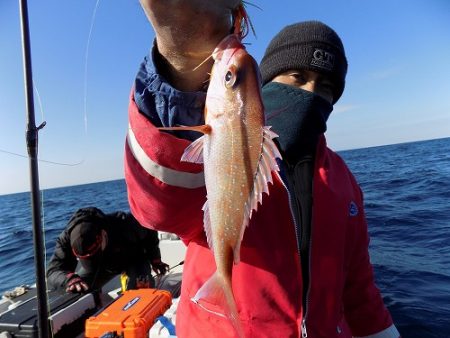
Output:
top-left (46, 208), bottom-right (161, 290)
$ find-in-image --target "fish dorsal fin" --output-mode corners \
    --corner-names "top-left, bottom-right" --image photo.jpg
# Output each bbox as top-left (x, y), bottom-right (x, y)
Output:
top-left (202, 201), bottom-right (213, 251)
top-left (248, 126), bottom-right (281, 214)
top-left (233, 126), bottom-right (282, 264)
top-left (181, 135), bottom-right (205, 164)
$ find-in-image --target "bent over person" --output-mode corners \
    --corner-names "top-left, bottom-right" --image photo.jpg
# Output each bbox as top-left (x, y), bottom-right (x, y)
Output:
top-left (124, 1), bottom-right (400, 337)
top-left (46, 207), bottom-right (169, 293)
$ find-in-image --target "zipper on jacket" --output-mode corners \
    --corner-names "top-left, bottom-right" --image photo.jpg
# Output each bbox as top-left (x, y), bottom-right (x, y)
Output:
top-left (301, 318), bottom-right (308, 338)
top-left (285, 160), bottom-right (315, 338)
top-left (302, 201), bottom-right (314, 338)
top-left (279, 164), bottom-right (302, 256)
top-left (281, 162), bottom-right (312, 337)
top-left (279, 166), bottom-right (310, 336)
top-left (287, 163), bottom-right (312, 298)
top-left (302, 163), bottom-right (315, 338)
top-left (286, 164), bottom-right (303, 258)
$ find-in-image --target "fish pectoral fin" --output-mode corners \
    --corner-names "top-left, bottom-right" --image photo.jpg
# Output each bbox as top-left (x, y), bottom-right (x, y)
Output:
top-left (181, 135), bottom-right (205, 164)
top-left (191, 272), bottom-right (244, 338)
top-left (158, 124), bottom-right (212, 134)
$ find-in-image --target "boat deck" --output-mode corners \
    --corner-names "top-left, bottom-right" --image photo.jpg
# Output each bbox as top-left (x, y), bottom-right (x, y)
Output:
top-left (0, 237), bottom-right (186, 337)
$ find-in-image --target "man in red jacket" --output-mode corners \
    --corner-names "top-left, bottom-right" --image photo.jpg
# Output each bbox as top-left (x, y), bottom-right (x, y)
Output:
top-left (124, 1), bottom-right (400, 337)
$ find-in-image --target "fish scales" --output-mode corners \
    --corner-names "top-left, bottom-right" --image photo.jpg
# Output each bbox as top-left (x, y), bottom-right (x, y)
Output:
top-left (204, 61), bottom-right (265, 266)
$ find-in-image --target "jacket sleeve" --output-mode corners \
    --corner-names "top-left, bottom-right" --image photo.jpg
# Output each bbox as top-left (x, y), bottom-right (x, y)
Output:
top-left (143, 228), bottom-right (161, 261)
top-left (343, 187), bottom-right (400, 338)
top-left (46, 230), bottom-right (79, 290)
top-left (124, 47), bottom-right (207, 244)
top-left (122, 211), bottom-right (162, 261)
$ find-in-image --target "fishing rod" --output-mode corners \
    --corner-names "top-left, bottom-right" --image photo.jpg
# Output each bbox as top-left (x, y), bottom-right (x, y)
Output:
top-left (152, 260), bottom-right (185, 279)
top-left (18, 1), bottom-right (49, 337)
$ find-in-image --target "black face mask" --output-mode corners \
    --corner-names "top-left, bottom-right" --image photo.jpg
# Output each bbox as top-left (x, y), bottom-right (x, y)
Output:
top-left (262, 82), bottom-right (333, 164)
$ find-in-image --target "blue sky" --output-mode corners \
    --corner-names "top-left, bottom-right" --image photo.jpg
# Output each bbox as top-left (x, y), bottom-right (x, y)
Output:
top-left (1, 0), bottom-right (449, 195)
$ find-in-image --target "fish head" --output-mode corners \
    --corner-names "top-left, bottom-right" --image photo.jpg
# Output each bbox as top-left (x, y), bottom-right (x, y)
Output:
top-left (206, 34), bottom-right (263, 123)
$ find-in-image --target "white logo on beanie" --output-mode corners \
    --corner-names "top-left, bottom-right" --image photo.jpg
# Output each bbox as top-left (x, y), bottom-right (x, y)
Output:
top-left (311, 48), bottom-right (335, 71)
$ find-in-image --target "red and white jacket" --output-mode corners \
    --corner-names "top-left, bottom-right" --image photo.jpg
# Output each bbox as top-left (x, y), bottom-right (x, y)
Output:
top-left (125, 93), bottom-right (399, 338)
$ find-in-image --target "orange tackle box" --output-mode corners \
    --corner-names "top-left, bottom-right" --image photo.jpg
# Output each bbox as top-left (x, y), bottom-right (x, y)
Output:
top-left (85, 289), bottom-right (172, 338)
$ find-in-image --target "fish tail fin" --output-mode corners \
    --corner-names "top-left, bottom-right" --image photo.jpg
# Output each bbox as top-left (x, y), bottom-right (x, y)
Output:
top-left (191, 272), bottom-right (244, 338)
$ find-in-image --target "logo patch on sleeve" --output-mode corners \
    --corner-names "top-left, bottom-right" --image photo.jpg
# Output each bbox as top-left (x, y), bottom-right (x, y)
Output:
top-left (349, 201), bottom-right (359, 217)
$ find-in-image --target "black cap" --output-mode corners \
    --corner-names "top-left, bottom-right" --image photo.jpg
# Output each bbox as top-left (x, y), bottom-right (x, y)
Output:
top-left (68, 208), bottom-right (106, 258)
top-left (260, 21), bottom-right (348, 103)
top-left (70, 222), bottom-right (102, 258)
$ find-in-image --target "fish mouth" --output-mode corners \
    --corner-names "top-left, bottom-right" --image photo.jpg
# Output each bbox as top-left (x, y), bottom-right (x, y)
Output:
top-left (212, 34), bottom-right (245, 63)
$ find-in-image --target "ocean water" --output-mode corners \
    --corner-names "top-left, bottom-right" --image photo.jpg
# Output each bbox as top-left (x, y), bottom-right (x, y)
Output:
top-left (1, 137), bottom-right (449, 337)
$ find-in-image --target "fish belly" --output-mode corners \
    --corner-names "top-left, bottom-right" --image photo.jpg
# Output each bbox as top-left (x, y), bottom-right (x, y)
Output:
top-left (204, 118), bottom-right (262, 271)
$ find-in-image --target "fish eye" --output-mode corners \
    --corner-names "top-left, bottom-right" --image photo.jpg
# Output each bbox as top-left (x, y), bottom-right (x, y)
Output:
top-left (225, 71), bottom-right (233, 82)
top-left (224, 66), bottom-right (237, 88)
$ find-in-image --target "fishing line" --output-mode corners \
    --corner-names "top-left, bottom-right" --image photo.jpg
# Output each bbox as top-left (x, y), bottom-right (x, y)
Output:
top-left (39, 0), bottom-right (102, 293)
top-left (31, 0), bottom-right (103, 167)
top-left (2, 0), bottom-right (104, 166)
top-left (83, 0), bottom-right (102, 135)
top-left (5, 1), bottom-right (103, 324)
top-left (0, 83), bottom-right (82, 166)
top-left (242, 1), bottom-right (262, 12)
top-left (0, 148), bottom-right (82, 166)
top-left (40, 1), bottom-right (102, 311)
top-left (38, 0), bottom-right (103, 288)
top-left (34, 83), bottom-right (44, 122)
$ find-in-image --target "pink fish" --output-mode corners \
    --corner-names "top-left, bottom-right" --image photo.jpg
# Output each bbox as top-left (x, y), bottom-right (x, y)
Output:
top-left (160, 33), bottom-right (281, 336)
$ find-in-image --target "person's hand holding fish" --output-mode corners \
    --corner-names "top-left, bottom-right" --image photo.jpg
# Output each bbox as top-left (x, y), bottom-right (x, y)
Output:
top-left (139, 0), bottom-right (241, 91)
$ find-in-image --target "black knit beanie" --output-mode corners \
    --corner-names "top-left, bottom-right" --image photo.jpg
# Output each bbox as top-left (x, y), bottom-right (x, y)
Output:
top-left (260, 21), bottom-right (348, 103)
